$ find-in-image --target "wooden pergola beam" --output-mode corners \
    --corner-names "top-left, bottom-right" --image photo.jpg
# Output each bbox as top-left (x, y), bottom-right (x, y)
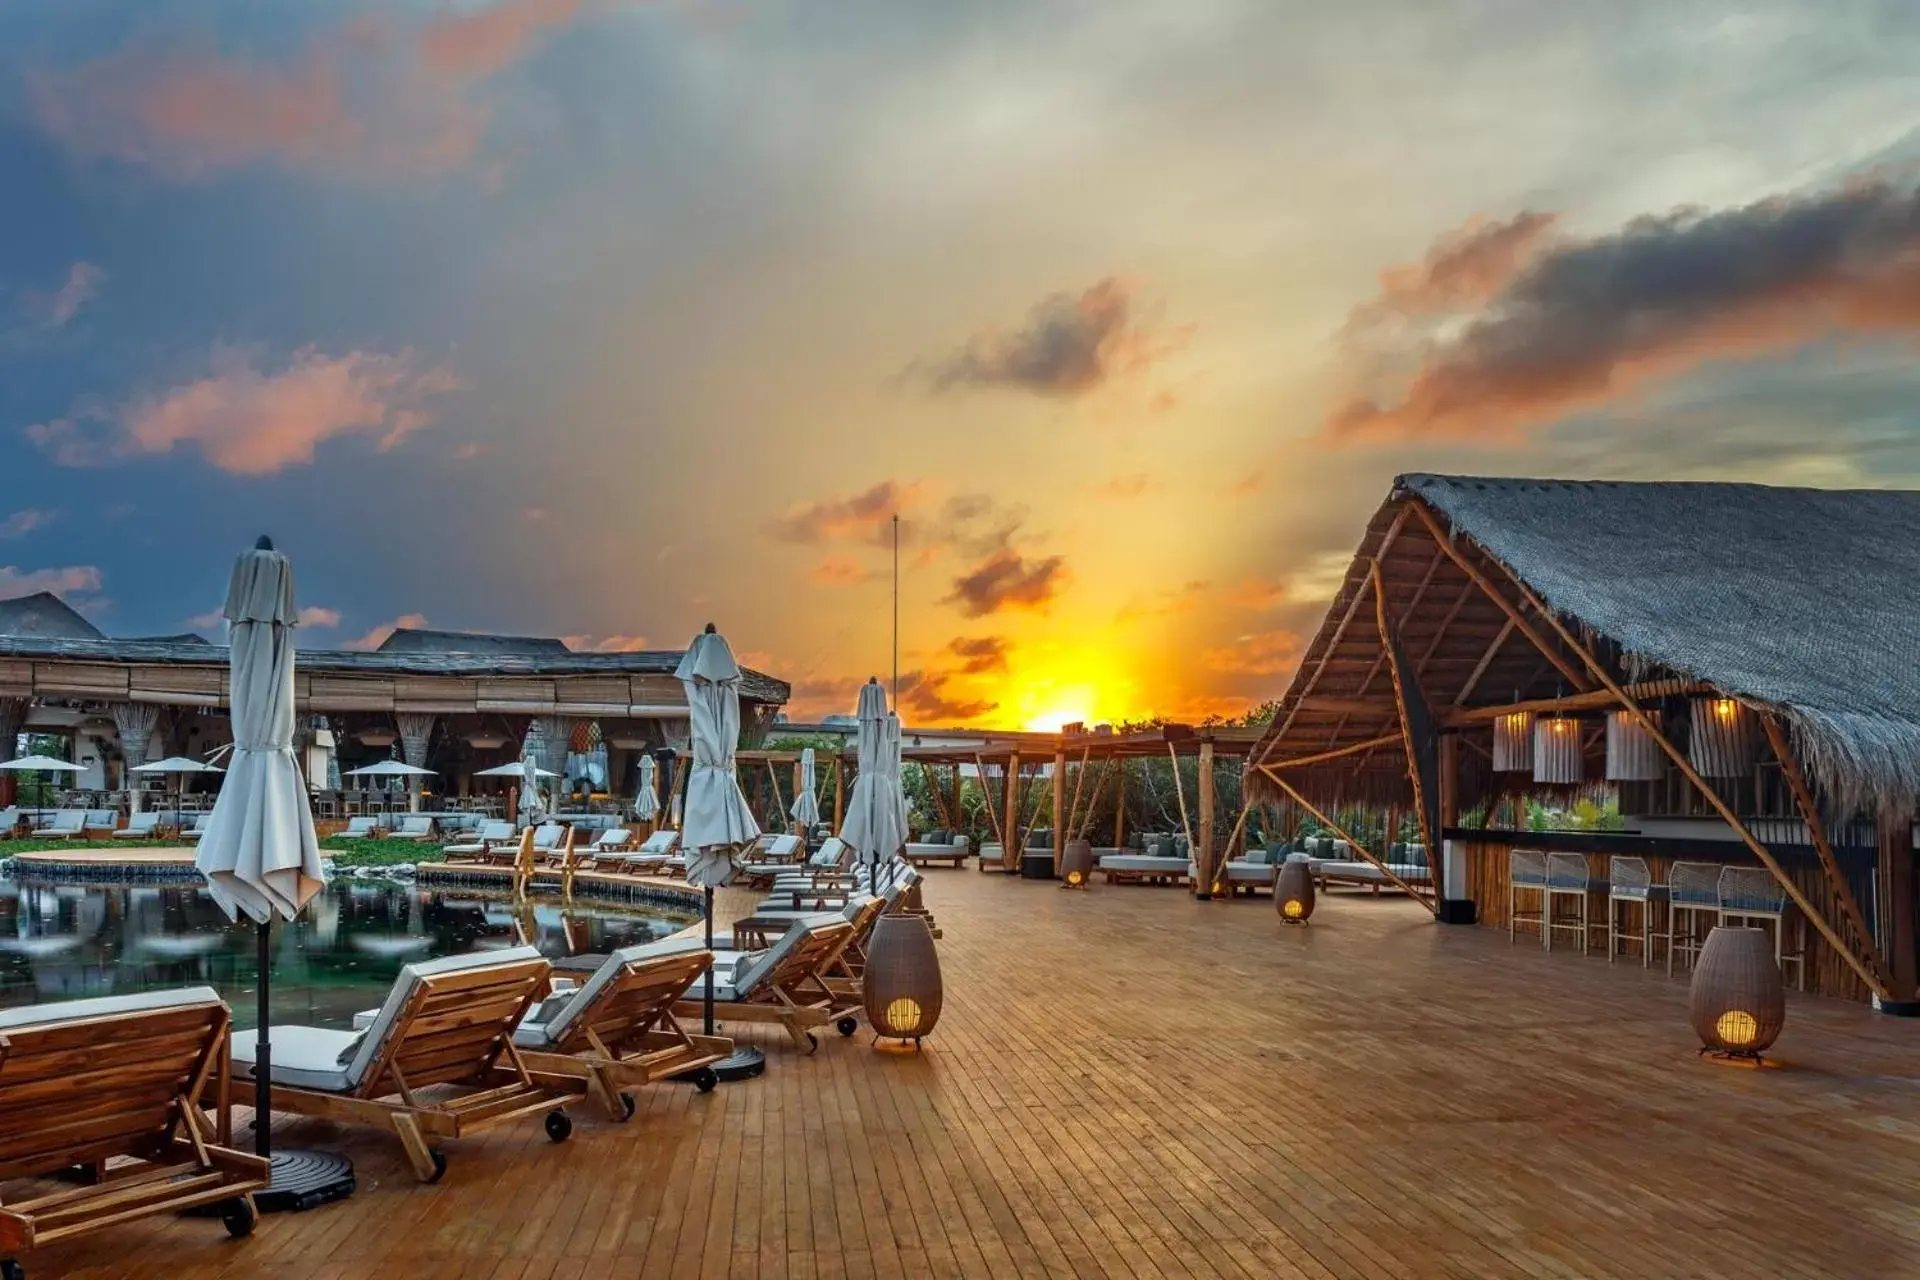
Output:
top-left (1406, 500), bottom-right (1593, 695)
top-left (1451, 617), bottom-right (1516, 708)
top-left (1326, 543), bottom-right (1447, 747)
top-left (1261, 735), bottom-right (1403, 771)
top-left (1373, 560), bottom-right (1436, 860)
top-left (1263, 771), bottom-right (1436, 914)
top-left (1444, 681), bottom-right (1715, 726)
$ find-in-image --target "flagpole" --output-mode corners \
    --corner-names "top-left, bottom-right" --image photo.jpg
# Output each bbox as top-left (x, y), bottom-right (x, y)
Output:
top-left (891, 513), bottom-right (900, 706)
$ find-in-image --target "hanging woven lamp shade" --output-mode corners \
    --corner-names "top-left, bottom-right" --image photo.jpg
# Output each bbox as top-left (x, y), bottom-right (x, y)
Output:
top-left (1689, 926), bottom-right (1785, 1060)
top-left (1492, 710), bottom-right (1534, 772)
top-left (1689, 696), bottom-right (1756, 778)
top-left (863, 913), bottom-right (943, 1046)
top-left (1605, 709), bottom-right (1664, 781)
top-left (1275, 855), bottom-right (1315, 923)
top-left (1061, 838), bottom-right (1093, 889)
top-left (1532, 715), bottom-right (1582, 785)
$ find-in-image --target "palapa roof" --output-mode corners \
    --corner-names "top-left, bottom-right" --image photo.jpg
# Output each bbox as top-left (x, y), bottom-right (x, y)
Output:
top-left (377, 627), bottom-right (572, 657)
top-left (1248, 474), bottom-right (1920, 812)
top-left (0, 592), bottom-right (104, 641)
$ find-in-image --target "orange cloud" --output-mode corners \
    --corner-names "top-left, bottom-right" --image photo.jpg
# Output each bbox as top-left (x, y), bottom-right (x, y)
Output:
top-left (947, 636), bottom-right (1010, 675)
top-left (1115, 579), bottom-right (1209, 623)
top-left (811, 555), bottom-right (876, 587)
top-left (920, 277), bottom-right (1190, 399)
top-left (560, 633), bottom-right (650, 652)
top-left (345, 612), bottom-right (428, 651)
top-left (767, 480), bottom-right (924, 546)
top-left (945, 547), bottom-right (1067, 617)
top-left (29, 345), bottom-right (460, 475)
top-left (28, 1), bottom-right (631, 180)
top-left (0, 565), bottom-right (102, 600)
top-left (1200, 629), bottom-right (1303, 678)
top-left (299, 606), bottom-right (342, 628)
top-left (1091, 472), bottom-right (1158, 501)
top-left (1220, 578), bottom-right (1287, 610)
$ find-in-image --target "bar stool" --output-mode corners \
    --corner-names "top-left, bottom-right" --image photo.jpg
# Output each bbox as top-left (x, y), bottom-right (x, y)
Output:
top-left (1509, 849), bottom-right (1547, 944)
top-left (1544, 853), bottom-right (1597, 953)
top-left (1717, 866), bottom-right (1806, 992)
top-left (1666, 861), bottom-right (1721, 977)
top-left (1606, 856), bottom-right (1664, 966)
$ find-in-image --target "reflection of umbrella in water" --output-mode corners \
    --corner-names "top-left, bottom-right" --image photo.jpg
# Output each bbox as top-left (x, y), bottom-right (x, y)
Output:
top-left (350, 935), bottom-right (434, 958)
top-left (0, 936), bottom-right (81, 958)
top-left (138, 934), bottom-right (226, 958)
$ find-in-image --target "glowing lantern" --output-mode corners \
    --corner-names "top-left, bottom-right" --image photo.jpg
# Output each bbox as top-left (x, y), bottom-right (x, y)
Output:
top-left (1492, 710), bottom-right (1533, 772)
top-left (1531, 715), bottom-right (1582, 785)
top-left (1274, 855), bottom-right (1315, 924)
top-left (862, 913), bottom-right (943, 1046)
top-left (1689, 696), bottom-right (1756, 778)
top-left (1604, 709), bottom-right (1663, 781)
top-left (1689, 926), bottom-right (1785, 1062)
top-left (1061, 838), bottom-right (1093, 889)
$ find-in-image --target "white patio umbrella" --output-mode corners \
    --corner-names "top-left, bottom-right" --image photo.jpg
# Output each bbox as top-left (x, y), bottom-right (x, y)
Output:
top-left (789, 746), bottom-right (819, 830)
top-left (130, 756), bottom-right (223, 824)
top-left (193, 536), bottom-right (353, 1209)
top-left (0, 755), bottom-right (83, 822)
top-left (841, 678), bottom-right (905, 882)
top-left (474, 762), bottom-right (557, 778)
top-left (676, 623), bottom-right (762, 1082)
top-left (343, 760), bottom-right (434, 778)
top-left (635, 753), bottom-right (659, 824)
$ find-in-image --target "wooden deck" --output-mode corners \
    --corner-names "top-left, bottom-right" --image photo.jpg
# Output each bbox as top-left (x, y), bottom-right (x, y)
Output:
top-left (22, 869), bottom-right (1920, 1278)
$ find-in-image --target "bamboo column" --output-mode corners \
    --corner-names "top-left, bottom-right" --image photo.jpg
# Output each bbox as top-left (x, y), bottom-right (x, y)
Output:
top-left (1052, 747), bottom-right (1067, 874)
top-left (1004, 752), bottom-right (1022, 871)
top-left (1881, 810), bottom-right (1919, 1002)
top-left (832, 757), bottom-right (844, 830)
top-left (1113, 765), bottom-right (1126, 848)
top-left (1197, 739), bottom-right (1216, 899)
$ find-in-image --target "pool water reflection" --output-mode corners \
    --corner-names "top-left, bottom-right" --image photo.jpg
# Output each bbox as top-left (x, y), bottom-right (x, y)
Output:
top-left (0, 876), bottom-right (699, 1030)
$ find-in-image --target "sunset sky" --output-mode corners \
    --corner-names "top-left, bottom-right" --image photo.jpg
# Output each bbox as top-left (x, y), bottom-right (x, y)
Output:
top-left (3, 1), bottom-right (1919, 730)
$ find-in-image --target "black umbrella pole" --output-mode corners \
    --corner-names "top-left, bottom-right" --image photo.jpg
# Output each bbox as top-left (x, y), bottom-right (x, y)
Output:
top-left (704, 884), bottom-right (716, 1035)
top-left (255, 918), bottom-right (272, 1158)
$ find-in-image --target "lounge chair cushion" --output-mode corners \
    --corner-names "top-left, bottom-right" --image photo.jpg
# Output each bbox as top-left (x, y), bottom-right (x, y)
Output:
top-left (1316, 860), bottom-right (1432, 883)
top-left (230, 1025), bottom-right (359, 1092)
top-left (513, 937), bottom-right (707, 1047)
top-left (0, 985), bottom-right (224, 1031)
top-left (636, 830), bottom-right (677, 854)
top-left (728, 913), bottom-right (841, 999)
top-left (1098, 855), bottom-right (1187, 873)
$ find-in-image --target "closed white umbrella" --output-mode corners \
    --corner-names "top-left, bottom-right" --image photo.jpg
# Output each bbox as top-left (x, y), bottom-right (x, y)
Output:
top-left (841, 678), bottom-right (905, 879)
top-left (675, 623), bottom-right (762, 1082)
top-left (192, 536), bottom-right (352, 1207)
top-left (635, 754), bottom-right (659, 823)
top-left (520, 757), bottom-right (545, 826)
top-left (887, 712), bottom-right (908, 837)
top-left (789, 746), bottom-right (819, 829)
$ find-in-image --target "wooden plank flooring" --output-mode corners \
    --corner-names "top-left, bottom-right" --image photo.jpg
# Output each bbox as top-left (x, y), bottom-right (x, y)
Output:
top-left (19, 870), bottom-right (1920, 1278)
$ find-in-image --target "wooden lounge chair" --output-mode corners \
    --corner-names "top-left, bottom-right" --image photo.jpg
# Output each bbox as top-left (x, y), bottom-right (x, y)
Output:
top-left (0, 988), bottom-right (269, 1273)
top-left (673, 914), bottom-right (861, 1053)
top-left (735, 834), bottom-right (806, 884)
top-left (80, 810), bottom-right (119, 839)
top-left (229, 946), bottom-right (575, 1183)
top-left (0, 808), bottom-right (19, 838)
top-left (389, 814), bottom-right (438, 842)
top-left (109, 811), bottom-right (163, 840)
top-left (337, 815), bottom-right (381, 839)
top-left (443, 820), bottom-right (515, 862)
top-left (25, 811), bottom-right (85, 841)
top-left (600, 829), bottom-right (678, 875)
top-left (515, 940), bottom-right (733, 1118)
top-left (181, 812), bottom-right (212, 840)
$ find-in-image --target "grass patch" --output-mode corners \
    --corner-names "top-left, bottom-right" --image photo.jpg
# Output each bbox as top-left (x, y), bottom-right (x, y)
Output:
top-left (323, 837), bottom-right (447, 868)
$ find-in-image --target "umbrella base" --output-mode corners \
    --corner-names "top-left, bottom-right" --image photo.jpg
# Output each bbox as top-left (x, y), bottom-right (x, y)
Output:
top-left (675, 1046), bottom-right (766, 1083)
top-left (254, 1150), bottom-right (356, 1214)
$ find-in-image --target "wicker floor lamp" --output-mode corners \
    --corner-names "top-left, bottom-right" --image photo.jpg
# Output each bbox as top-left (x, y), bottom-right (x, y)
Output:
top-left (1275, 854), bottom-right (1315, 924)
top-left (1689, 925), bottom-right (1785, 1062)
top-left (863, 913), bottom-right (943, 1047)
top-left (1061, 838), bottom-right (1093, 889)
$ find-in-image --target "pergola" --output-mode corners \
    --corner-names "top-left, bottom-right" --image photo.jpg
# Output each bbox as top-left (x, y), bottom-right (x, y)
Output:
top-left (1243, 474), bottom-right (1920, 1008)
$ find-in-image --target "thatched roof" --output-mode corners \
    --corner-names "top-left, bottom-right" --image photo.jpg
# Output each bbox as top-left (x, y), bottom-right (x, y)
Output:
top-left (0, 592), bottom-right (103, 641)
top-left (378, 627), bottom-right (571, 657)
top-left (1246, 474), bottom-right (1920, 813)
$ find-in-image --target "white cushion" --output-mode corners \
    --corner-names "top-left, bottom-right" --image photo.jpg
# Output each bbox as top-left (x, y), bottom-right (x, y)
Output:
top-left (313, 945), bottom-right (545, 1089)
top-left (1316, 860), bottom-right (1432, 883)
top-left (637, 830), bottom-right (677, 854)
top-left (0, 985), bottom-right (222, 1031)
top-left (591, 828), bottom-right (633, 849)
top-left (229, 1024), bottom-right (358, 1092)
top-left (1099, 855), bottom-right (1186, 872)
top-left (513, 937), bottom-right (707, 1047)
top-left (730, 914), bottom-right (841, 998)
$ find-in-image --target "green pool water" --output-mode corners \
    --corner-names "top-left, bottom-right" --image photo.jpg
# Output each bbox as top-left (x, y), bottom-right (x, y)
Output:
top-left (0, 875), bottom-right (699, 1030)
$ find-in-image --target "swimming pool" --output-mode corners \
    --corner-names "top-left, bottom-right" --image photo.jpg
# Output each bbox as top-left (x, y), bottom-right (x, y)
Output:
top-left (0, 875), bottom-right (700, 1030)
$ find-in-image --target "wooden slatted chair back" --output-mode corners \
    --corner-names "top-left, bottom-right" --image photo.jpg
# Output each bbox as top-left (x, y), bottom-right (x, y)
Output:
top-left (554, 950), bottom-right (714, 1056)
top-left (0, 993), bottom-right (228, 1181)
top-left (362, 956), bottom-right (550, 1096)
top-left (760, 920), bottom-right (856, 1000)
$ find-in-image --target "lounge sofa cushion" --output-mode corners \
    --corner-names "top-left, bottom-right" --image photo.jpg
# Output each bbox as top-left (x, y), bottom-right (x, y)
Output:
top-left (0, 985), bottom-right (223, 1031)
top-left (230, 1024), bottom-right (359, 1092)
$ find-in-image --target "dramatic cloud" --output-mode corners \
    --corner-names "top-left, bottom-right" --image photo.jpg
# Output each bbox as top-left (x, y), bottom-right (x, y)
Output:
top-left (900, 671), bottom-right (998, 723)
top-left (1331, 178), bottom-right (1920, 440)
top-left (921, 278), bottom-right (1187, 398)
top-left (27, 0), bottom-right (624, 180)
top-left (947, 636), bottom-right (1010, 675)
top-left (783, 674), bottom-right (871, 720)
top-left (945, 547), bottom-right (1067, 617)
top-left (0, 510), bottom-right (55, 540)
top-left (29, 345), bottom-right (460, 475)
top-left (1200, 628), bottom-right (1303, 677)
top-left (299, 606), bottom-right (342, 629)
top-left (345, 612), bottom-right (428, 651)
top-left (767, 480), bottom-right (923, 546)
top-left (1091, 472), bottom-right (1158, 501)
top-left (0, 565), bottom-right (103, 600)
top-left (1355, 212), bottom-right (1557, 325)
top-left (811, 555), bottom-right (876, 587)
top-left (30, 262), bottom-right (107, 329)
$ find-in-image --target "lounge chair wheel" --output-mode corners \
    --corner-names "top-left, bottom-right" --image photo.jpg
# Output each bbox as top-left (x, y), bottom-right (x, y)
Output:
top-left (805, 1031), bottom-right (819, 1053)
top-left (425, 1150), bottom-right (448, 1183)
top-left (620, 1092), bottom-right (638, 1120)
top-left (545, 1110), bottom-right (573, 1143)
top-left (220, 1197), bottom-right (258, 1239)
top-left (691, 1068), bottom-right (718, 1094)
top-left (836, 1016), bottom-right (858, 1037)
top-left (2, 1258), bottom-right (23, 1280)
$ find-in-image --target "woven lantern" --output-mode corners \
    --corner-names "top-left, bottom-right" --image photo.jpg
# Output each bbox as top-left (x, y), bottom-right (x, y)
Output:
top-left (1492, 710), bottom-right (1533, 772)
top-left (1689, 925), bottom-right (1785, 1061)
top-left (1531, 715), bottom-right (1582, 785)
top-left (1061, 838), bottom-right (1093, 889)
top-left (1274, 854), bottom-right (1315, 924)
top-left (862, 913), bottom-right (943, 1047)
top-left (1604, 709), bottom-right (1664, 781)
top-left (1689, 696), bottom-right (1757, 778)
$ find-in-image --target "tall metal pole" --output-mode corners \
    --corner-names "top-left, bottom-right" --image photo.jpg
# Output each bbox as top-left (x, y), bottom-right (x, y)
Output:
top-left (892, 513), bottom-right (900, 705)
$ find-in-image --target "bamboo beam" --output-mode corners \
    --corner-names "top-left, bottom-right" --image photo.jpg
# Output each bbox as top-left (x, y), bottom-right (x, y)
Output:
top-left (1113, 764), bottom-right (1126, 848)
top-left (1168, 743), bottom-right (1194, 848)
top-left (1373, 560), bottom-right (1436, 860)
top-left (1444, 681), bottom-right (1715, 726)
top-left (1256, 504), bottom-right (1411, 765)
top-left (1451, 617), bottom-right (1516, 707)
top-left (1484, 552), bottom-right (1892, 1000)
top-left (1004, 752), bottom-right (1022, 871)
top-left (1261, 735), bottom-right (1403, 771)
top-left (1265, 773), bottom-right (1436, 913)
top-left (1064, 747), bottom-right (1091, 846)
top-left (1197, 738), bottom-right (1216, 898)
top-left (1405, 500), bottom-right (1592, 694)
top-left (1327, 544), bottom-right (1447, 747)
top-left (832, 756), bottom-right (845, 830)
top-left (1415, 578), bottom-right (1479, 677)
top-left (1217, 797), bottom-right (1256, 895)
top-left (1052, 747), bottom-right (1068, 874)
top-left (1760, 715), bottom-right (1892, 990)
top-left (973, 754), bottom-right (1006, 849)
